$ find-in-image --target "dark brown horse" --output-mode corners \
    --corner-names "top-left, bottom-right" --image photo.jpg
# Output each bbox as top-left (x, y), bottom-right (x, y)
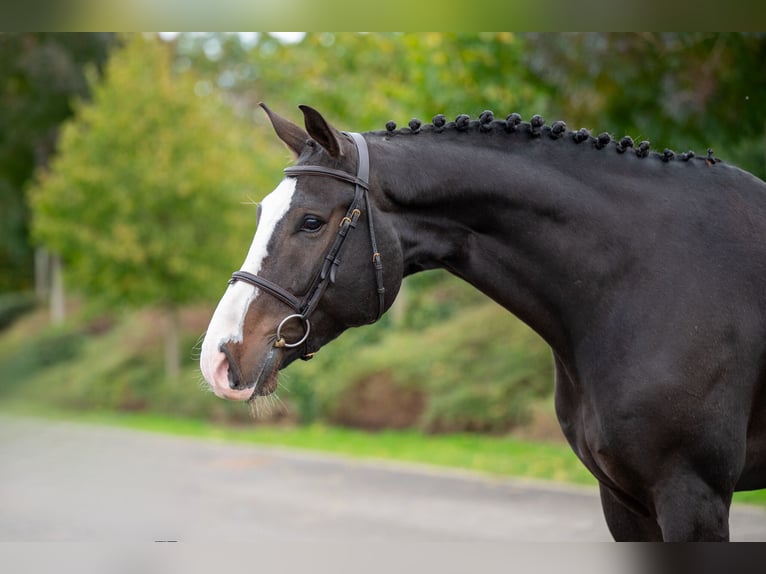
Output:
top-left (200, 104), bottom-right (766, 541)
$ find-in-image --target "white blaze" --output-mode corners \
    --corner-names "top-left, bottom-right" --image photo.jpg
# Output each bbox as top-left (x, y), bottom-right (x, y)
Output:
top-left (200, 178), bottom-right (296, 395)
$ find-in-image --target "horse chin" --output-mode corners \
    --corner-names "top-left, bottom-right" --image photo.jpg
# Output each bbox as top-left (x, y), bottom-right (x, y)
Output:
top-left (248, 347), bottom-right (282, 398)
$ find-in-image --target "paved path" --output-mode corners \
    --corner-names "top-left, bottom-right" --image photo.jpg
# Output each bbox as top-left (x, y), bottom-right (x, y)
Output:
top-left (1, 415), bottom-right (764, 542)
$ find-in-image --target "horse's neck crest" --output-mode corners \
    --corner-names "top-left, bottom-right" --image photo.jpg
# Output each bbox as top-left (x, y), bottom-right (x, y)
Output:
top-left (382, 112), bottom-right (717, 164)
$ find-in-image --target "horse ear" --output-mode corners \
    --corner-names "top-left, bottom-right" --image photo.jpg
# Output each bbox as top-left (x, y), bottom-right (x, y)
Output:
top-left (299, 104), bottom-right (342, 158)
top-left (259, 102), bottom-right (309, 157)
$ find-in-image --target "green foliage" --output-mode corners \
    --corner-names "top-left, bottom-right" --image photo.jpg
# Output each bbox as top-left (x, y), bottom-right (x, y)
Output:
top-left (0, 292), bottom-right (553, 435)
top-left (29, 35), bottom-right (276, 311)
top-left (0, 324), bottom-right (85, 400)
top-left (0, 33), bottom-right (116, 292)
top-left (398, 271), bottom-right (489, 329)
top-left (0, 292), bottom-right (37, 330)
top-left (288, 299), bottom-right (554, 433)
top-left (176, 32), bottom-right (544, 135)
top-left (522, 33), bottom-right (766, 178)
top-left (0, 308), bottom-right (250, 422)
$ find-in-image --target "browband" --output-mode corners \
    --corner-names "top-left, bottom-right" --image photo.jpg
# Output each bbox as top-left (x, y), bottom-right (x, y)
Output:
top-left (283, 165), bottom-right (369, 189)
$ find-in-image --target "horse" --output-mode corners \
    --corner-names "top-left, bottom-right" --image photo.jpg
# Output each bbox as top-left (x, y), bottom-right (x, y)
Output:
top-left (200, 103), bottom-right (766, 541)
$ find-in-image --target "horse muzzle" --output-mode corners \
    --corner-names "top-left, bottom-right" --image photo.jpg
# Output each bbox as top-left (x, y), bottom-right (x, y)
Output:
top-left (205, 343), bottom-right (283, 401)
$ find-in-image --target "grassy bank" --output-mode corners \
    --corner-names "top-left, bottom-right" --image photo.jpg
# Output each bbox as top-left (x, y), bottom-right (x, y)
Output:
top-left (0, 273), bottom-right (555, 433)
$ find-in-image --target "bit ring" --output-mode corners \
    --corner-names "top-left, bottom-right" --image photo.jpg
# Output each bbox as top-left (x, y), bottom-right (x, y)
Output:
top-left (274, 314), bottom-right (311, 349)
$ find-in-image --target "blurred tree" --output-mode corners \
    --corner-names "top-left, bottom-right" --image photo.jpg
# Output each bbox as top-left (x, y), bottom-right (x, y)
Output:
top-left (521, 33), bottom-right (766, 178)
top-left (170, 33), bottom-right (542, 134)
top-left (247, 32), bottom-right (537, 126)
top-left (0, 33), bottom-right (116, 293)
top-left (168, 32), bottom-right (766, 179)
top-left (29, 35), bottom-right (273, 378)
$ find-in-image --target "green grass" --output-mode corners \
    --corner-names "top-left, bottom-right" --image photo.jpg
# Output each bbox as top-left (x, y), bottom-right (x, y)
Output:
top-left (732, 489), bottom-right (766, 506)
top-left (4, 402), bottom-right (766, 507)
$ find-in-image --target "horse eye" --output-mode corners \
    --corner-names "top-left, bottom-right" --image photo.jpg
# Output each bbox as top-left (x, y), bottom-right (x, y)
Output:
top-left (300, 216), bottom-right (324, 233)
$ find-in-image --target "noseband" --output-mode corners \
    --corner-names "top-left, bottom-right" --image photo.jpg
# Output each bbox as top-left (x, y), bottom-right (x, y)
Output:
top-left (228, 132), bottom-right (385, 358)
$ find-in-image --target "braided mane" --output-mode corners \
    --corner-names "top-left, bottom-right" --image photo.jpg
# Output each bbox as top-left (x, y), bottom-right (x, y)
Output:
top-left (380, 111), bottom-right (718, 164)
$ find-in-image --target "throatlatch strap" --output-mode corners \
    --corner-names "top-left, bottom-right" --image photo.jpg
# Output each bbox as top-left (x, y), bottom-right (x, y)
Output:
top-left (348, 132), bottom-right (385, 322)
top-left (347, 132), bottom-right (369, 185)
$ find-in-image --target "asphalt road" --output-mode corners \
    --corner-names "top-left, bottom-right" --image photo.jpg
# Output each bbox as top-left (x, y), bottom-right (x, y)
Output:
top-left (1, 414), bottom-right (765, 543)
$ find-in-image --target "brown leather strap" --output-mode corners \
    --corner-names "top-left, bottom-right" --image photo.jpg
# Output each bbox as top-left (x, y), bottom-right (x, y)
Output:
top-left (229, 271), bottom-right (303, 312)
top-left (283, 165), bottom-right (369, 189)
top-left (348, 131), bottom-right (385, 321)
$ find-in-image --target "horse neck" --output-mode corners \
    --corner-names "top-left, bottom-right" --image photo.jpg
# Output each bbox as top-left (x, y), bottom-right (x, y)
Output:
top-left (370, 131), bottom-right (642, 354)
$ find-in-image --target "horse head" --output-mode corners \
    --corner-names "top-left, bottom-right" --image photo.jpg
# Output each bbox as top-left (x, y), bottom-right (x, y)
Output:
top-left (200, 104), bottom-right (402, 401)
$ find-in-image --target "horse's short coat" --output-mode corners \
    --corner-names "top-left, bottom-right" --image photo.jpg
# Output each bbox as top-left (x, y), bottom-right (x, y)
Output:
top-left (201, 104), bottom-right (766, 541)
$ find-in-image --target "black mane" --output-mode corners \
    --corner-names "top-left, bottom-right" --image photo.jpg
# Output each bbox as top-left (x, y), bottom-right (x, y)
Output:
top-left (378, 112), bottom-right (718, 165)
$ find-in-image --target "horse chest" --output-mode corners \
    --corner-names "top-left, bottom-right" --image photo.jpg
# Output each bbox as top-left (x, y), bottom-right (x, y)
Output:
top-left (553, 358), bottom-right (657, 503)
top-left (553, 360), bottom-right (616, 482)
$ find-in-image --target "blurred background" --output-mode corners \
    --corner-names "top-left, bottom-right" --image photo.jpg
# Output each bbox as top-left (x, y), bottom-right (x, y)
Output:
top-left (1, 33), bottom-right (766, 498)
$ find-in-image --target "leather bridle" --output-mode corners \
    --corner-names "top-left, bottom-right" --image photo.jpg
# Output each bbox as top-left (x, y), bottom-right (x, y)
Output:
top-left (228, 132), bottom-right (385, 358)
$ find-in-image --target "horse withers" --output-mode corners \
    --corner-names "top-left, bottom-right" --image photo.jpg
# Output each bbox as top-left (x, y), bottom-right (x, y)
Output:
top-left (200, 104), bottom-right (766, 541)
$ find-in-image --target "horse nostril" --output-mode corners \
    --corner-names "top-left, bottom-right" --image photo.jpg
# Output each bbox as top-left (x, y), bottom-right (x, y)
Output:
top-left (227, 364), bottom-right (241, 389)
top-left (219, 342), bottom-right (244, 390)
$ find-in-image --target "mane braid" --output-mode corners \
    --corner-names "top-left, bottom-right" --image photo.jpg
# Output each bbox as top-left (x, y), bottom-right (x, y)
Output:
top-left (380, 111), bottom-right (719, 165)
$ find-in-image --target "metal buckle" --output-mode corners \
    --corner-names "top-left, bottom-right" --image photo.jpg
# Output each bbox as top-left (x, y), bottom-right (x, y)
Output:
top-left (339, 209), bottom-right (362, 228)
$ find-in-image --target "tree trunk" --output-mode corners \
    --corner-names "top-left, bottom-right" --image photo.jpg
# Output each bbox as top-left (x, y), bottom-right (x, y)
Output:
top-left (165, 306), bottom-right (181, 381)
top-left (50, 254), bottom-right (65, 324)
top-left (35, 247), bottom-right (50, 301)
